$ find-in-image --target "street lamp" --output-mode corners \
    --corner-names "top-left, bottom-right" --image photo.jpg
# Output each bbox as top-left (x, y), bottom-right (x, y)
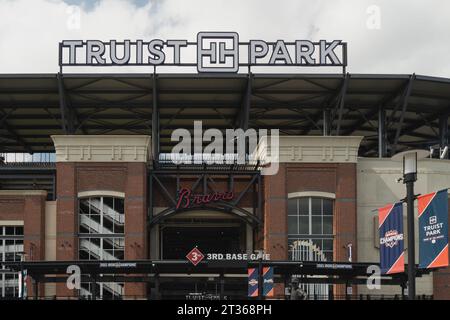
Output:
top-left (392, 149), bottom-right (429, 300)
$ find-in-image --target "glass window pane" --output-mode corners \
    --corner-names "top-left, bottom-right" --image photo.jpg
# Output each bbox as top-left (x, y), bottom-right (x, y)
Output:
top-left (116, 238), bottom-right (125, 249)
top-left (312, 239), bottom-right (322, 250)
top-left (311, 216), bottom-right (322, 234)
top-left (89, 197), bottom-right (101, 214)
top-left (311, 198), bottom-right (322, 215)
top-left (114, 198), bottom-right (124, 214)
top-left (15, 227), bottom-right (23, 236)
top-left (299, 216), bottom-right (309, 234)
top-left (103, 218), bottom-right (114, 233)
top-left (298, 198), bottom-right (309, 215)
top-left (287, 199), bottom-right (297, 215)
top-left (90, 214), bottom-right (101, 225)
top-left (114, 250), bottom-right (124, 260)
top-left (5, 252), bottom-right (15, 261)
top-left (103, 239), bottom-right (113, 250)
top-left (103, 197), bottom-right (114, 212)
top-left (79, 199), bottom-right (90, 215)
top-left (104, 250), bottom-right (114, 260)
top-left (79, 225), bottom-right (90, 234)
top-left (323, 216), bottom-right (333, 235)
top-left (79, 250), bottom-right (90, 260)
top-left (323, 199), bottom-right (333, 215)
top-left (288, 216), bottom-right (298, 234)
top-left (115, 224), bottom-right (124, 235)
top-left (323, 239), bottom-right (333, 251)
top-left (5, 227), bottom-right (14, 235)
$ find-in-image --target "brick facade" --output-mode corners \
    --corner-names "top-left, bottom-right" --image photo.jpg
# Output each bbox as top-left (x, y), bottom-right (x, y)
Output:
top-left (263, 163), bottom-right (358, 297)
top-left (4, 133), bottom-right (450, 300)
top-left (0, 191), bottom-right (47, 297)
top-left (55, 162), bottom-right (147, 298)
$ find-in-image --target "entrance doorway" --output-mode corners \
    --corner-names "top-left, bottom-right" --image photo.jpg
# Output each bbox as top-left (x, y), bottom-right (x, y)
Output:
top-left (156, 218), bottom-right (251, 299)
top-left (161, 225), bottom-right (242, 259)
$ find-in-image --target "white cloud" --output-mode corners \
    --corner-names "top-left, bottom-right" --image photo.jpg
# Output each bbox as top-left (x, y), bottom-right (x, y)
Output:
top-left (0, 0), bottom-right (449, 76)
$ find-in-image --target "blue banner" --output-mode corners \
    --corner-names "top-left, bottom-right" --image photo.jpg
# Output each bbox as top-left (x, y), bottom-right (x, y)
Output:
top-left (418, 189), bottom-right (449, 269)
top-left (262, 267), bottom-right (274, 297)
top-left (378, 202), bottom-right (405, 274)
top-left (247, 268), bottom-right (258, 297)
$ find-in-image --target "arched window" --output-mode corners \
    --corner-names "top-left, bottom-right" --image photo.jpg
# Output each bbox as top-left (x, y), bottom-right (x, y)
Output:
top-left (287, 194), bottom-right (334, 299)
top-left (287, 193), bottom-right (334, 262)
top-left (78, 194), bottom-right (125, 299)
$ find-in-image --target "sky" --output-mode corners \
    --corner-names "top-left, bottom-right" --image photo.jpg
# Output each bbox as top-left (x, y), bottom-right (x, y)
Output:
top-left (0, 0), bottom-right (449, 76)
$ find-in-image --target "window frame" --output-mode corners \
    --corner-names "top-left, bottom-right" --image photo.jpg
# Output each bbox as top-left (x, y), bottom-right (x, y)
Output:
top-left (287, 195), bottom-right (335, 262)
top-left (0, 225), bottom-right (24, 298)
top-left (77, 195), bottom-right (125, 299)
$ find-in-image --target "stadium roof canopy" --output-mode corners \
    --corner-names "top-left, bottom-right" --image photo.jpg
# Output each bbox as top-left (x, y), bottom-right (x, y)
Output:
top-left (1, 73), bottom-right (450, 156)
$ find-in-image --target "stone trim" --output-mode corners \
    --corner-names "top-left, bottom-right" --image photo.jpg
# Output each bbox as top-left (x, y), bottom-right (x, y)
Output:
top-left (51, 135), bottom-right (151, 163)
top-left (0, 190), bottom-right (47, 197)
top-left (287, 191), bottom-right (336, 199)
top-left (254, 136), bottom-right (363, 164)
top-left (0, 220), bottom-right (24, 226)
top-left (78, 190), bottom-right (125, 198)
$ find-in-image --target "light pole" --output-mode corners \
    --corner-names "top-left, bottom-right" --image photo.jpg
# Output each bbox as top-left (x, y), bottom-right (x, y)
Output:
top-left (392, 149), bottom-right (428, 300)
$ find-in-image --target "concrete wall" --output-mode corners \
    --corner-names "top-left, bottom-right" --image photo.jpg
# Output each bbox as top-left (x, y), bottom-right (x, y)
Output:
top-left (357, 157), bottom-right (450, 297)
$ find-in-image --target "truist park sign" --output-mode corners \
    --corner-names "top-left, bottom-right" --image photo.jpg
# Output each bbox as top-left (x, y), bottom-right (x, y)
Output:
top-left (59, 32), bottom-right (347, 73)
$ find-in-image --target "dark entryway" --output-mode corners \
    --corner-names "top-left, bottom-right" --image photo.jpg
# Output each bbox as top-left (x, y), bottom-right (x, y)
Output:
top-left (161, 225), bottom-right (243, 259)
top-left (157, 220), bottom-right (250, 299)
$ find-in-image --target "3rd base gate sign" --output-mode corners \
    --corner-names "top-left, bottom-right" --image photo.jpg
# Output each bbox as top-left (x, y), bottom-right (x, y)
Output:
top-left (186, 247), bottom-right (205, 266)
top-left (186, 247), bottom-right (271, 266)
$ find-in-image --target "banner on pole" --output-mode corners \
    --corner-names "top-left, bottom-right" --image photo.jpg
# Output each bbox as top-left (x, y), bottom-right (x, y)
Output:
top-left (418, 189), bottom-right (449, 269)
top-left (262, 267), bottom-right (274, 297)
top-left (247, 268), bottom-right (258, 297)
top-left (378, 202), bottom-right (405, 274)
top-left (18, 269), bottom-right (28, 299)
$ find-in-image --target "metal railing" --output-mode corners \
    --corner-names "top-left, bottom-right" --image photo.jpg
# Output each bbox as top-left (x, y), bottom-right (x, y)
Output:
top-left (0, 153), bottom-right (55, 163)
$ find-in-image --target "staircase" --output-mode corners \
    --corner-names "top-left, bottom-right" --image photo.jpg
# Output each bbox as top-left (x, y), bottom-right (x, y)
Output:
top-left (78, 199), bottom-right (125, 299)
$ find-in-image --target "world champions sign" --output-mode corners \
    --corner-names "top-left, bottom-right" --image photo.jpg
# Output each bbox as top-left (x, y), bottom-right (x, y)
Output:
top-left (59, 32), bottom-right (347, 73)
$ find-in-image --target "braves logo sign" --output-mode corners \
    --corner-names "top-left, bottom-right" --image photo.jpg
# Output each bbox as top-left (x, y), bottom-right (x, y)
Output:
top-left (175, 188), bottom-right (234, 209)
top-left (380, 230), bottom-right (404, 248)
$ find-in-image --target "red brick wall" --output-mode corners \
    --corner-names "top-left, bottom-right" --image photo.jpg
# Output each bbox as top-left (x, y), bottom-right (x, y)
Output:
top-left (0, 192), bottom-right (47, 297)
top-left (262, 162), bottom-right (357, 297)
top-left (55, 162), bottom-right (147, 298)
top-left (124, 162), bottom-right (147, 297)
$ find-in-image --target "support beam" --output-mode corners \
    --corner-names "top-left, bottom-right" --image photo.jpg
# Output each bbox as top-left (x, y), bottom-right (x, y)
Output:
top-left (391, 74), bottom-right (415, 155)
top-left (341, 80), bottom-right (415, 137)
top-left (378, 107), bottom-right (387, 158)
top-left (335, 73), bottom-right (350, 135)
top-left (57, 73), bottom-right (74, 134)
top-left (0, 110), bottom-right (33, 154)
top-left (238, 73), bottom-right (252, 130)
top-left (323, 109), bottom-right (331, 136)
top-left (363, 107), bottom-right (446, 156)
top-left (152, 73), bottom-right (160, 160)
top-left (439, 114), bottom-right (448, 151)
